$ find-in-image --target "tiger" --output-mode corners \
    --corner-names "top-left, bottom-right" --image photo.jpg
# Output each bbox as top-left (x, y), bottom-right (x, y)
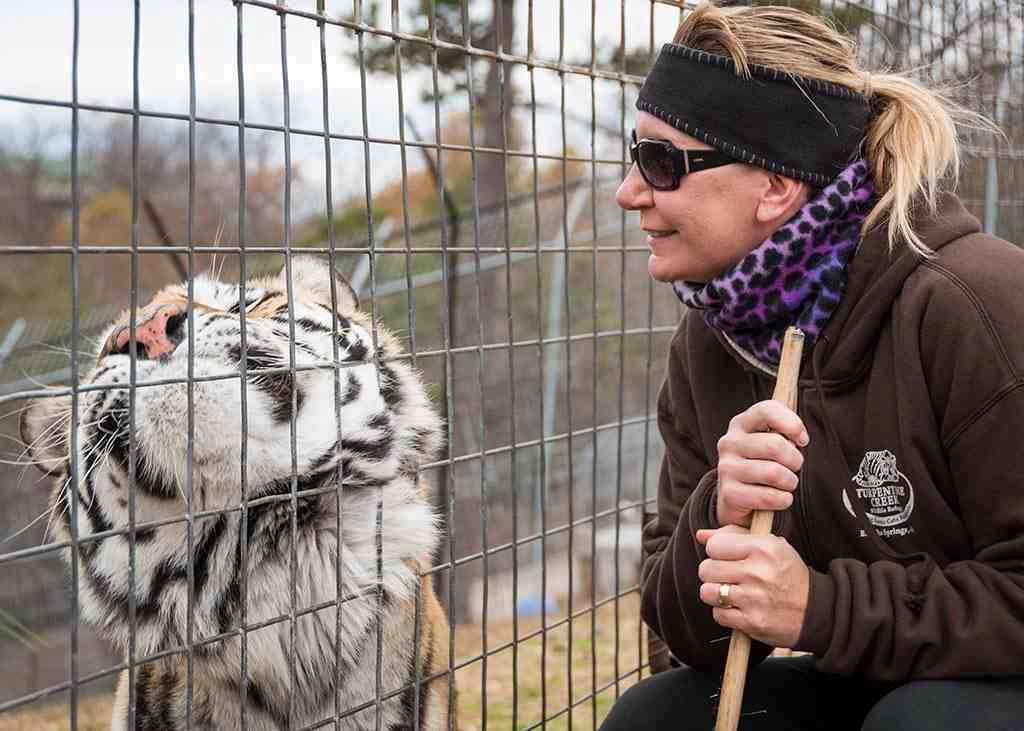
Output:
top-left (21, 256), bottom-right (455, 730)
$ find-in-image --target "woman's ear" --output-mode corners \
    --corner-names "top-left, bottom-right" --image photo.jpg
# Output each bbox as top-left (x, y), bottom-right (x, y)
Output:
top-left (755, 173), bottom-right (811, 227)
top-left (20, 396), bottom-right (73, 477)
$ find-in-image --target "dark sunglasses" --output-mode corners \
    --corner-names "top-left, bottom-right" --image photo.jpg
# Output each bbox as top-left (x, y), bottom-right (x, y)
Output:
top-left (629, 130), bottom-right (736, 191)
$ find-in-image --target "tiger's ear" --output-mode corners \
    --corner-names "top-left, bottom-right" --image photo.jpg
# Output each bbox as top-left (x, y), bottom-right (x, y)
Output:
top-left (20, 396), bottom-right (73, 477)
top-left (279, 256), bottom-right (359, 313)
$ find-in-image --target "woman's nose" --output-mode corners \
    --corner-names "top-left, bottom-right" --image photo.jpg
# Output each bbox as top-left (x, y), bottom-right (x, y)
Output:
top-left (615, 164), bottom-right (654, 211)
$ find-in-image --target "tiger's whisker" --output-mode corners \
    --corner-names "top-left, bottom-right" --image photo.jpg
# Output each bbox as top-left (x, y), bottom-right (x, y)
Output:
top-left (3, 505), bottom-right (57, 544)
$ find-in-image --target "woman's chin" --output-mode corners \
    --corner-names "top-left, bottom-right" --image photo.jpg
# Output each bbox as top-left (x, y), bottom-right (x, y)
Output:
top-left (648, 254), bottom-right (683, 283)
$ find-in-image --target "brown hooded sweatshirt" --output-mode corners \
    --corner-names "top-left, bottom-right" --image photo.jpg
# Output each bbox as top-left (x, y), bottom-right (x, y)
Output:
top-left (643, 193), bottom-right (1024, 683)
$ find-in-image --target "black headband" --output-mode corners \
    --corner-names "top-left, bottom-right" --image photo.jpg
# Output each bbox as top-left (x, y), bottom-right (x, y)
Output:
top-left (636, 44), bottom-right (872, 186)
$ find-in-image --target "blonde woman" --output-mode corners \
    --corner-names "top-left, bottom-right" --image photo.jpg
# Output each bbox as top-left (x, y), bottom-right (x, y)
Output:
top-left (601, 3), bottom-right (1024, 730)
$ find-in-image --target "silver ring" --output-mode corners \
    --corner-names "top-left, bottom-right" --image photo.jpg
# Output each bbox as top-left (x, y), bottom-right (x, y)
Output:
top-left (717, 583), bottom-right (734, 609)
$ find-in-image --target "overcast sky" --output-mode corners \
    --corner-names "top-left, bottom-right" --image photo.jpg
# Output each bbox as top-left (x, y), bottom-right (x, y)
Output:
top-left (2, 0), bottom-right (684, 205)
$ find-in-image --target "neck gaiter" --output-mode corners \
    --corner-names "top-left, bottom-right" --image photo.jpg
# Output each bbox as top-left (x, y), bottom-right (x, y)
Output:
top-left (673, 158), bottom-right (875, 367)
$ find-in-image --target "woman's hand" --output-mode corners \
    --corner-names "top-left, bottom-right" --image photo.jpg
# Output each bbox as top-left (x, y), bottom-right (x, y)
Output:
top-left (716, 400), bottom-right (808, 528)
top-left (696, 525), bottom-right (810, 649)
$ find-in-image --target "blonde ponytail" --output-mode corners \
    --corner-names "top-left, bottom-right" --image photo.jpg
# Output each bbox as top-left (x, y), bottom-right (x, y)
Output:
top-left (673, 2), bottom-right (998, 256)
top-left (862, 74), bottom-right (985, 255)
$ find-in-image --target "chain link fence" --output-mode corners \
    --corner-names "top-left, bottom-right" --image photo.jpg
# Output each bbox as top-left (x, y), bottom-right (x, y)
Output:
top-left (0, 0), bottom-right (1020, 728)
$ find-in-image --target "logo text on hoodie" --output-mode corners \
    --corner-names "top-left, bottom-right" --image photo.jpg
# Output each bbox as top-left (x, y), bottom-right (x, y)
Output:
top-left (843, 449), bottom-right (916, 537)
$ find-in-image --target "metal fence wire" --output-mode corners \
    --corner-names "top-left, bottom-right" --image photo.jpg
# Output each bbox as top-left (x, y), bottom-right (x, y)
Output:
top-left (0, 0), bottom-right (1021, 728)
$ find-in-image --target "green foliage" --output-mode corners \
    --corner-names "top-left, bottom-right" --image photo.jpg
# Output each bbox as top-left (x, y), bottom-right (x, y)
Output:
top-left (302, 203), bottom-right (377, 244)
top-left (343, 0), bottom-right (499, 103)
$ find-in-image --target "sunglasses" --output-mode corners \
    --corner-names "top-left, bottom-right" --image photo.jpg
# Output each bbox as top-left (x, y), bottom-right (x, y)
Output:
top-left (629, 130), bottom-right (736, 191)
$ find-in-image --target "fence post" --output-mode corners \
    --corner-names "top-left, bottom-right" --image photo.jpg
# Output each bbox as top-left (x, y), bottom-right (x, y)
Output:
top-left (984, 72), bottom-right (1011, 235)
top-left (0, 319), bottom-right (26, 370)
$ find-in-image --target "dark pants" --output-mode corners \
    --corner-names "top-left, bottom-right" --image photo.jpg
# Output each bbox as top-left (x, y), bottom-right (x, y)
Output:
top-left (598, 655), bottom-right (1024, 731)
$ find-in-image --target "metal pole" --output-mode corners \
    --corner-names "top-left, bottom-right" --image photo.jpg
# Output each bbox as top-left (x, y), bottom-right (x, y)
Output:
top-left (0, 319), bottom-right (27, 369)
top-left (536, 184), bottom-right (590, 581)
top-left (985, 71), bottom-right (1011, 234)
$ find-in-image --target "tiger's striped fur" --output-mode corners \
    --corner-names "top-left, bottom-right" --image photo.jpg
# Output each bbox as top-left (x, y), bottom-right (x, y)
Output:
top-left (23, 257), bottom-right (454, 730)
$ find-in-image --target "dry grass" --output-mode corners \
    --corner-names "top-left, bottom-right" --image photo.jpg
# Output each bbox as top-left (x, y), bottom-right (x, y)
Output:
top-left (0, 693), bottom-right (111, 731)
top-left (451, 592), bottom-right (646, 731)
top-left (0, 593), bottom-right (647, 731)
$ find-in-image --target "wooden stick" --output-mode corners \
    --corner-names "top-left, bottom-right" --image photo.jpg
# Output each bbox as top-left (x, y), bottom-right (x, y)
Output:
top-left (714, 326), bottom-right (805, 731)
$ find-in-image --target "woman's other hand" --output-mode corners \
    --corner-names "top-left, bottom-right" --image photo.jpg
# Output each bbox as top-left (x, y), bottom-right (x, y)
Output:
top-left (715, 400), bottom-right (809, 528)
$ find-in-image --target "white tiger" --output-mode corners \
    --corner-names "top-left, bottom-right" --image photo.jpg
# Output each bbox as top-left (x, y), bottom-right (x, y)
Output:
top-left (22, 257), bottom-right (455, 730)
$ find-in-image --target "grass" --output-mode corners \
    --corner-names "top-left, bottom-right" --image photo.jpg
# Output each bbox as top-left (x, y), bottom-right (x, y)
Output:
top-left (0, 693), bottom-right (111, 731)
top-left (0, 594), bottom-right (647, 731)
top-left (452, 592), bottom-right (646, 731)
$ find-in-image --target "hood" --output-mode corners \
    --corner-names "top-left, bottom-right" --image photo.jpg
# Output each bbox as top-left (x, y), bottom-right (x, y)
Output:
top-left (813, 193), bottom-right (981, 386)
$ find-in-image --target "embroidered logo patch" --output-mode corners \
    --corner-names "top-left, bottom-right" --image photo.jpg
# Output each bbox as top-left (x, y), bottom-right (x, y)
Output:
top-left (843, 450), bottom-right (915, 531)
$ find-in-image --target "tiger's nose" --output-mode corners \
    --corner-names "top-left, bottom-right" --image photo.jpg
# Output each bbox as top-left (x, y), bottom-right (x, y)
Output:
top-left (111, 305), bottom-right (185, 359)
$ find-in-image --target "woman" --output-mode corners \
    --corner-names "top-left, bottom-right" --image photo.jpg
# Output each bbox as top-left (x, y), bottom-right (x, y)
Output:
top-left (600, 3), bottom-right (1024, 730)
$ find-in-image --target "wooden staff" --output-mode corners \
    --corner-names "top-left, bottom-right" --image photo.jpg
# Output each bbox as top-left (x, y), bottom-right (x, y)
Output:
top-left (714, 326), bottom-right (805, 731)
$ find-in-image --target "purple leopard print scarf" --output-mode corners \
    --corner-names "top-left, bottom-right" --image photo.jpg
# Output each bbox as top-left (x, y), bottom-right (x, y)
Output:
top-left (673, 158), bottom-right (875, 367)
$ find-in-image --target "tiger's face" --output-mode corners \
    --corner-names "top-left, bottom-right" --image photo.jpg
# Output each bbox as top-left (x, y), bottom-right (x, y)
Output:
top-left (23, 256), bottom-right (431, 546)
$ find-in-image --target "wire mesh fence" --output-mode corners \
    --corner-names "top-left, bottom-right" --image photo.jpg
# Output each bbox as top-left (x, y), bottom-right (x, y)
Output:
top-left (0, 0), bottom-right (1020, 729)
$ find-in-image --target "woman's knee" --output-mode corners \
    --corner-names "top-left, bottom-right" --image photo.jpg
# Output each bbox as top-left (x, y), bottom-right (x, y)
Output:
top-left (862, 677), bottom-right (1024, 731)
top-left (598, 668), bottom-right (719, 731)
top-left (861, 682), bottom-right (933, 731)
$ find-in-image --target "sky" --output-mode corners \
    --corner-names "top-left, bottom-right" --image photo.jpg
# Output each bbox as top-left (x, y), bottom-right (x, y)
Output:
top-left (1, 0), bottom-right (684, 204)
